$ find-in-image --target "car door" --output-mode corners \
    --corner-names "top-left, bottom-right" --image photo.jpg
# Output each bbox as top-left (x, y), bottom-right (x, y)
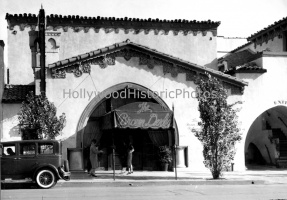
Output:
top-left (16, 142), bottom-right (37, 178)
top-left (1, 143), bottom-right (18, 179)
top-left (37, 142), bottom-right (59, 166)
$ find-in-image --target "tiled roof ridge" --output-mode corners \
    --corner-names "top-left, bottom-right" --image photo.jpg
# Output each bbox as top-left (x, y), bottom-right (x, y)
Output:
top-left (229, 41), bottom-right (252, 54)
top-left (49, 39), bottom-right (247, 86)
top-left (236, 62), bottom-right (260, 69)
top-left (2, 84), bottom-right (35, 103)
top-left (247, 16), bottom-right (287, 41)
top-left (6, 13), bottom-right (220, 25)
top-left (224, 62), bottom-right (267, 75)
top-left (5, 13), bottom-right (220, 34)
top-left (218, 42), bottom-right (252, 61)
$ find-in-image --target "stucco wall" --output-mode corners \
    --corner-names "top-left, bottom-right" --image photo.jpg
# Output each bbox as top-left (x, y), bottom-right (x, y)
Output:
top-left (46, 56), bottom-right (240, 171)
top-left (231, 36), bottom-right (284, 54)
top-left (7, 26), bottom-right (34, 85)
top-left (7, 25), bottom-right (218, 82)
top-left (2, 104), bottom-right (22, 141)
top-left (54, 28), bottom-right (217, 69)
top-left (0, 41), bottom-right (5, 139)
top-left (234, 55), bottom-right (287, 170)
top-left (250, 36), bottom-right (284, 52)
top-left (217, 36), bottom-right (247, 58)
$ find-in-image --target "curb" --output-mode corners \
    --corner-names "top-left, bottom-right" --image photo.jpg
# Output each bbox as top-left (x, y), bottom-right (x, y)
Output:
top-left (56, 179), bottom-right (265, 187)
top-left (0, 178), bottom-right (266, 189)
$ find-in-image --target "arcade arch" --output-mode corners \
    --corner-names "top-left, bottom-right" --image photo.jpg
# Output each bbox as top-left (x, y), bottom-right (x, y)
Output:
top-left (245, 105), bottom-right (287, 169)
top-left (76, 82), bottom-right (179, 171)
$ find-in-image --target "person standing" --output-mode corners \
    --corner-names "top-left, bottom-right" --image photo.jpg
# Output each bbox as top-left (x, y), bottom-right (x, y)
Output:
top-left (84, 145), bottom-right (91, 173)
top-left (127, 143), bottom-right (134, 175)
top-left (119, 141), bottom-right (127, 174)
top-left (89, 139), bottom-right (103, 177)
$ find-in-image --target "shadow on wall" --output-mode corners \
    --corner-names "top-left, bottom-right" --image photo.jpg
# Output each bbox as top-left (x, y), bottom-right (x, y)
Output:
top-left (61, 132), bottom-right (78, 159)
top-left (204, 58), bottom-right (218, 70)
top-left (8, 125), bottom-right (21, 138)
top-left (61, 128), bottom-right (87, 171)
top-left (2, 104), bottom-right (21, 140)
top-left (246, 143), bottom-right (266, 165)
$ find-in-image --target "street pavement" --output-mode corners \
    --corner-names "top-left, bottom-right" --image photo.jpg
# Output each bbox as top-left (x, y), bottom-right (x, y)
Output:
top-left (2, 168), bottom-right (287, 200)
top-left (2, 183), bottom-right (287, 200)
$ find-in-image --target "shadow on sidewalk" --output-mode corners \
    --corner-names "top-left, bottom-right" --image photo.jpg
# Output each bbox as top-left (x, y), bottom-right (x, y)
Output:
top-left (71, 172), bottom-right (204, 180)
top-left (1, 182), bottom-right (38, 190)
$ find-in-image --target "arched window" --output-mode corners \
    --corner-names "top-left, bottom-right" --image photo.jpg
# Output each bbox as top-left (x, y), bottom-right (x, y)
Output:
top-left (47, 38), bottom-right (57, 50)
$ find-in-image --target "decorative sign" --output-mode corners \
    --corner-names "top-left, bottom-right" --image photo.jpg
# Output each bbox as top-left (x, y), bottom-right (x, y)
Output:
top-left (100, 102), bottom-right (173, 129)
top-left (137, 102), bottom-right (152, 114)
top-left (274, 100), bottom-right (287, 105)
top-left (116, 112), bottom-right (172, 129)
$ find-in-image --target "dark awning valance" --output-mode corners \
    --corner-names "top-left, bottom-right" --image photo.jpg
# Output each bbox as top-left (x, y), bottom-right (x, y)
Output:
top-left (101, 102), bottom-right (173, 130)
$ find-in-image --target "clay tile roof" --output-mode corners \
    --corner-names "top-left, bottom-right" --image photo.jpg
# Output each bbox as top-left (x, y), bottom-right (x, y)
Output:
top-left (5, 13), bottom-right (220, 33)
top-left (48, 39), bottom-right (247, 87)
top-left (219, 49), bottom-right (262, 69)
top-left (225, 63), bottom-right (267, 75)
top-left (2, 85), bottom-right (35, 103)
top-left (247, 16), bottom-right (287, 41)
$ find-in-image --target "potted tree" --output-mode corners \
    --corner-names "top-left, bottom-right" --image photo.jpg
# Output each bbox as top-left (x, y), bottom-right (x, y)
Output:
top-left (158, 146), bottom-right (172, 171)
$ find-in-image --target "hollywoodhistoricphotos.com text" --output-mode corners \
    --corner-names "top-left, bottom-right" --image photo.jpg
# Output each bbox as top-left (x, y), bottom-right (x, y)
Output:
top-left (62, 88), bottom-right (219, 101)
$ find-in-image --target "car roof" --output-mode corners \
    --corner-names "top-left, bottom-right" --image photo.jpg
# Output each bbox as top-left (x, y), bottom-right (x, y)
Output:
top-left (0, 140), bottom-right (61, 144)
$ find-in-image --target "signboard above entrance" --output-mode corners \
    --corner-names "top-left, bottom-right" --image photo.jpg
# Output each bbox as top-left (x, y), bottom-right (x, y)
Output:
top-left (101, 102), bottom-right (173, 130)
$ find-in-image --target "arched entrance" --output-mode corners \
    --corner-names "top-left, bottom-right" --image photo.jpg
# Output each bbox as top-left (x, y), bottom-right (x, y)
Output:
top-left (245, 105), bottom-right (287, 169)
top-left (76, 82), bottom-right (179, 171)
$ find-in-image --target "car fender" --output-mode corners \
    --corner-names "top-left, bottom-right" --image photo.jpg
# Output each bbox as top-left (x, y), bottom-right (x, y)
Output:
top-left (33, 164), bottom-right (61, 181)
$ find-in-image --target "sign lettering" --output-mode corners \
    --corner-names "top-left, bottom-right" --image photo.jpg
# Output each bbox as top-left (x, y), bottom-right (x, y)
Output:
top-left (274, 100), bottom-right (287, 105)
top-left (137, 102), bottom-right (152, 114)
top-left (118, 112), bottom-right (171, 129)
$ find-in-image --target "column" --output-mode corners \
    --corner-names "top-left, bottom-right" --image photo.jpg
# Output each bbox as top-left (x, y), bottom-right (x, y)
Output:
top-left (176, 146), bottom-right (186, 168)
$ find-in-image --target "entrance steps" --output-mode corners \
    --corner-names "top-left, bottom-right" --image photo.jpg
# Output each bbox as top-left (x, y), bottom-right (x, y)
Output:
top-left (274, 138), bottom-right (287, 168)
top-left (277, 139), bottom-right (287, 168)
top-left (279, 140), bottom-right (287, 157)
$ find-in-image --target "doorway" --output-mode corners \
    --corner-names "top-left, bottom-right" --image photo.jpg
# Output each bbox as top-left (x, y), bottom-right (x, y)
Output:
top-left (98, 129), bottom-right (166, 171)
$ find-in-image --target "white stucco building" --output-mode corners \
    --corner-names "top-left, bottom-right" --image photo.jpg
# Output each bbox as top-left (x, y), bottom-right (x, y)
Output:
top-left (0, 8), bottom-right (286, 172)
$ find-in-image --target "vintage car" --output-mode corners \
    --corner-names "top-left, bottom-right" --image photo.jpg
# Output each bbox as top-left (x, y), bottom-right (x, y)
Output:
top-left (0, 140), bottom-right (71, 189)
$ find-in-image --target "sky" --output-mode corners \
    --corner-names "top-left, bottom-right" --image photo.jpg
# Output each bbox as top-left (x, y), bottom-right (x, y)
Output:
top-left (0, 0), bottom-right (287, 41)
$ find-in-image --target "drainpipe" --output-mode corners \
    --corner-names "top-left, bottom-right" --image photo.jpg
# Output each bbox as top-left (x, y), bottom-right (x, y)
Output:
top-left (38, 7), bottom-right (46, 94)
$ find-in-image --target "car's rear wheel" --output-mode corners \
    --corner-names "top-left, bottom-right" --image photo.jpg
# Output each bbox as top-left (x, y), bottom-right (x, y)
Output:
top-left (36, 169), bottom-right (57, 189)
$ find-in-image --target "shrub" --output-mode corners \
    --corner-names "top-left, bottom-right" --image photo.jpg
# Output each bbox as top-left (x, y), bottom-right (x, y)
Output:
top-left (18, 92), bottom-right (66, 140)
top-left (192, 73), bottom-right (242, 179)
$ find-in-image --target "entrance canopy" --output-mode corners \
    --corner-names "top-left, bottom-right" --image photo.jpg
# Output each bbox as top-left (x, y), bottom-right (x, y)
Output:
top-left (101, 102), bottom-right (173, 130)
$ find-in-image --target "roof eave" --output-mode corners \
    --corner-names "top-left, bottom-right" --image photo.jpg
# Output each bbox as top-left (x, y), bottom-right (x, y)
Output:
top-left (247, 17), bottom-right (287, 41)
top-left (49, 40), bottom-right (248, 87)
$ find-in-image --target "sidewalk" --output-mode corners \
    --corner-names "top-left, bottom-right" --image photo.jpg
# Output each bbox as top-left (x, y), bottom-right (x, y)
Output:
top-left (56, 169), bottom-right (287, 187)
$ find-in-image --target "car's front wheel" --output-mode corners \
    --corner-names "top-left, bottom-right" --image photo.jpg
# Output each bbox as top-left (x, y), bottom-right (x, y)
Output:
top-left (36, 169), bottom-right (57, 189)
